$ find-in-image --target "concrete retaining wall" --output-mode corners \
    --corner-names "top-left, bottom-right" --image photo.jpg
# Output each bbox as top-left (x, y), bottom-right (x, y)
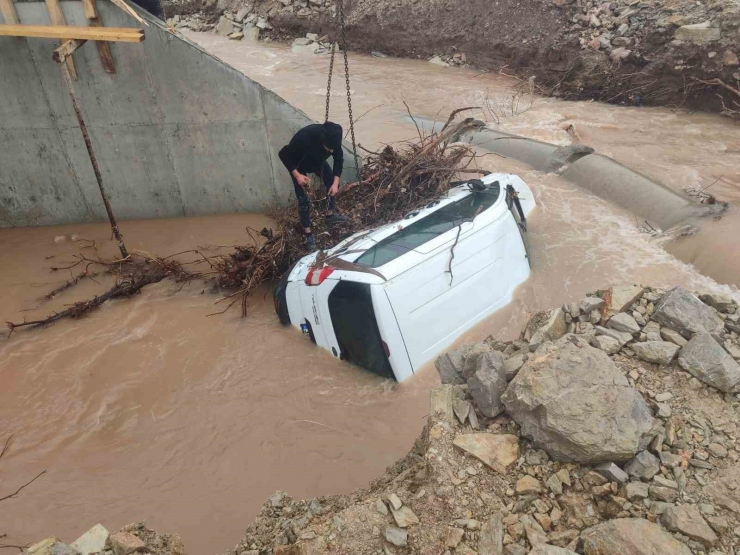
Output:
top-left (0, 1), bottom-right (358, 227)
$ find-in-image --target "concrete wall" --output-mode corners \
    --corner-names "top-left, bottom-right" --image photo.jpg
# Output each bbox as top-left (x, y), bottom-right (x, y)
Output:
top-left (457, 127), bottom-right (710, 231)
top-left (0, 1), bottom-right (359, 227)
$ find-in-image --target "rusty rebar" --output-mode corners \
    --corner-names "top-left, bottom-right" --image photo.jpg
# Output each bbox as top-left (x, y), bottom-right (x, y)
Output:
top-left (59, 62), bottom-right (128, 258)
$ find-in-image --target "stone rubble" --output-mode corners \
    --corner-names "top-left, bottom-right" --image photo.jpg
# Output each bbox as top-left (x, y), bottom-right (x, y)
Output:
top-left (23, 284), bottom-right (740, 555)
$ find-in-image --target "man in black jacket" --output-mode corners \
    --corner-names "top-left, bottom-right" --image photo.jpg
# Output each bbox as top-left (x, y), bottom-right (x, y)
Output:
top-left (278, 121), bottom-right (349, 250)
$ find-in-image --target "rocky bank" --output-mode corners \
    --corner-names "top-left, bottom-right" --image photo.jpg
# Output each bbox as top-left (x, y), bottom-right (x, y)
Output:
top-left (24, 284), bottom-right (740, 555)
top-left (163, 0), bottom-right (740, 116)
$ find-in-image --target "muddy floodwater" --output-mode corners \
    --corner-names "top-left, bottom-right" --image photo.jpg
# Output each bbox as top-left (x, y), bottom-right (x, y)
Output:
top-left (1, 33), bottom-right (739, 554)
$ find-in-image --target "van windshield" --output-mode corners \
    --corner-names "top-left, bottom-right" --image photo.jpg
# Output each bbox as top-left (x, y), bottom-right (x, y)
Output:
top-left (354, 186), bottom-right (500, 268)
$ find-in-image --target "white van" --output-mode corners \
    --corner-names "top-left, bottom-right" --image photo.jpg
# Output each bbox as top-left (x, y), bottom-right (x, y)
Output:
top-left (273, 173), bottom-right (536, 382)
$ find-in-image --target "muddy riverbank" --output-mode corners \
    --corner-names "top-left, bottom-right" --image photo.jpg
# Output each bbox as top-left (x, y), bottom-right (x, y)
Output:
top-left (165, 0), bottom-right (740, 116)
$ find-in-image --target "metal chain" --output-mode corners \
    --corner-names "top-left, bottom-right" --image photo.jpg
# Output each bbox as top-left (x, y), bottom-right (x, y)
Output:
top-left (323, 0), bottom-right (360, 175)
top-left (324, 42), bottom-right (335, 123)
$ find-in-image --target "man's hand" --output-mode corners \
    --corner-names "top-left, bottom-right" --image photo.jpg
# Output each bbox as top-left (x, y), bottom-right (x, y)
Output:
top-left (328, 176), bottom-right (340, 197)
top-left (292, 170), bottom-right (310, 188)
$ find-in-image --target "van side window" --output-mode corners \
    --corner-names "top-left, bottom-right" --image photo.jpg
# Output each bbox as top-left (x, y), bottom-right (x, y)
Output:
top-left (355, 186), bottom-right (501, 268)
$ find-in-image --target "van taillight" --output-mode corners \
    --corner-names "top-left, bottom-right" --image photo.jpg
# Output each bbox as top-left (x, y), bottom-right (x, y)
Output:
top-left (305, 266), bottom-right (335, 286)
top-left (382, 341), bottom-right (390, 357)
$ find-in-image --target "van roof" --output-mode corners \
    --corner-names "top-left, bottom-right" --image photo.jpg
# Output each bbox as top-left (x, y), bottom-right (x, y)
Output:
top-left (292, 173), bottom-right (513, 283)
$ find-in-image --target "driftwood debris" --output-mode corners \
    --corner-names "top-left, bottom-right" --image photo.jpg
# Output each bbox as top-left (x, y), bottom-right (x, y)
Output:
top-left (7, 111), bottom-right (486, 331)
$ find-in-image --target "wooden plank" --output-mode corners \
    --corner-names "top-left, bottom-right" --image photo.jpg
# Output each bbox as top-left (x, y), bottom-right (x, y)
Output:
top-left (52, 38), bottom-right (86, 62)
top-left (88, 18), bottom-right (116, 74)
top-left (0, 24), bottom-right (145, 42)
top-left (0, 0), bottom-right (20, 25)
top-left (81, 0), bottom-right (98, 19)
top-left (108, 0), bottom-right (147, 26)
top-left (44, 0), bottom-right (77, 79)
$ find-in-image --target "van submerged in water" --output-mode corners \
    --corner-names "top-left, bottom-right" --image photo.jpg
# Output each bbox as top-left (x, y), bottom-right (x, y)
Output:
top-left (273, 173), bottom-right (536, 382)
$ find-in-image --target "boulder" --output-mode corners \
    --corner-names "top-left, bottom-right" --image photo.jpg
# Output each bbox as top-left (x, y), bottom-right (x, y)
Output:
top-left (228, 32), bottom-right (244, 40)
top-left (625, 481), bottom-right (649, 500)
top-left (477, 514), bottom-right (504, 555)
top-left (607, 313), bottom-right (640, 335)
top-left (390, 505), bottom-right (419, 528)
top-left (652, 287), bottom-right (724, 339)
top-left (71, 525), bottom-right (109, 555)
top-left (435, 345), bottom-right (471, 384)
top-left (501, 342), bottom-right (656, 463)
top-left (661, 505), bottom-right (718, 547)
top-left (26, 539), bottom-right (63, 555)
top-left (674, 21), bottom-right (721, 43)
top-left (581, 518), bottom-right (692, 555)
top-left (526, 308), bottom-right (567, 351)
top-left (235, 5), bottom-right (252, 22)
top-left (606, 285), bottom-right (644, 316)
top-left (429, 56), bottom-right (449, 66)
top-left (292, 37), bottom-right (313, 45)
top-left (723, 50), bottom-right (739, 67)
top-left (594, 326), bottom-right (632, 345)
top-left (243, 26), bottom-right (260, 41)
top-left (468, 353), bottom-right (507, 417)
top-left (109, 532), bottom-right (145, 555)
top-left (579, 296), bottom-right (604, 314)
top-left (462, 344), bottom-right (497, 380)
top-left (594, 462), bottom-right (628, 483)
top-left (453, 434), bottom-right (519, 473)
top-left (503, 352), bottom-right (525, 380)
top-left (291, 42), bottom-right (321, 54)
top-left (590, 335), bottom-right (621, 354)
top-left (624, 450), bottom-right (660, 481)
top-left (660, 328), bottom-right (687, 347)
top-left (215, 16), bottom-right (237, 36)
top-left (631, 341), bottom-right (680, 365)
top-left (385, 526), bottom-right (407, 547)
top-left (678, 333), bottom-right (740, 392)
top-left (700, 292), bottom-right (735, 313)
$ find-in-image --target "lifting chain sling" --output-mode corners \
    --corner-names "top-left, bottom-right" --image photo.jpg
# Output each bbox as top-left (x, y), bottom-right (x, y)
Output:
top-left (324, 0), bottom-right (360, 176)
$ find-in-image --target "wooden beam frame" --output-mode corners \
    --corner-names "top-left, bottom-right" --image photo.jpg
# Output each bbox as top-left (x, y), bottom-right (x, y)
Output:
top-left (44, 0), bottom-right (78, 79)
top-left (0, 0), bottom-right (19, 25)
top-left (83, 0), bottom-right (116, 74)
top-left (0, 24), bottom-right (145, 42)
top-left (52, 38), bottom-right (86, 62)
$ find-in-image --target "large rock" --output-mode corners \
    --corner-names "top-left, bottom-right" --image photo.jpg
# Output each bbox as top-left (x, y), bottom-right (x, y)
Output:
top-left (652, 287), bottom-right (724, 339)
top-left (71, 525), bottom-right (109, 555)
top-left (607, 313), bottom-right (640, 335)
top-left (453, 434), bottom-right (519, 473)
top-left (526, 308), bottom-right (567, 351)
top-left (661, 505), bottom-right (718, 547)
top-left (678, 333), bottom-right (740, 392)
top-left (581, 518), bottom-right (692, 555)
top-left (435, 344), bottom-right (493, 384)
top-left (501, 342), bottom-right (656, 463)
top-left (606, 285), bottom-right (644, 316)
top-left (590, 335), bottom-right (621, 355)
top-left (594, 326), bottom-right (632, 346)
top-left (699, 292), bottom-right (735, 313)
top-left (27, 539), bottom-right (64, 555)
top-left (477, 514), bottom-right (504, 555)
top-left (109, 533), bottom-right (145, 555)
top-left (462, 344), bottom-right (497, 380)
top-left (624, 450), bottom-right (660, 481)
top-left (674, 21), bottom-right (721, 42)
top-left (631, 341), bottom-right (680, 365)
top-left (468, 353), bottom-right (507, 417)
top-left (215, 16), bottom-right (237, 36)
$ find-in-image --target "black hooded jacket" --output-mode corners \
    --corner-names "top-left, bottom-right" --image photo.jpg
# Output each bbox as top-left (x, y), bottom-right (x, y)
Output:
top-left (278, 122), bottom-right (344, 178)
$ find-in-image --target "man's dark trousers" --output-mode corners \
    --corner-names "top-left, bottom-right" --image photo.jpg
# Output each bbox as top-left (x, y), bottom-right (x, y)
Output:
top-left (291, 161), bottom-right (335, 229)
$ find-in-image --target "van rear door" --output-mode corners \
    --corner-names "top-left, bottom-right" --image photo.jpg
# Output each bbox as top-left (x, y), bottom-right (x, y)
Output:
top-left (327, 281), bottom-right (395, 379)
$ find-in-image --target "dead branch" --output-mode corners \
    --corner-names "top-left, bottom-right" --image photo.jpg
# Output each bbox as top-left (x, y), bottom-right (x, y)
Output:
top-left (0, 471), bottom-right (46, 503)
top-left (691, 77), bottom-right (740, 100)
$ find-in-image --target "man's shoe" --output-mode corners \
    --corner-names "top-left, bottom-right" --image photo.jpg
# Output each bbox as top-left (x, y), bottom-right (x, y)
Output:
top-left (325, 213), bottom-right (350, 225)
top-left (305, 234), bottom-right (316, 252)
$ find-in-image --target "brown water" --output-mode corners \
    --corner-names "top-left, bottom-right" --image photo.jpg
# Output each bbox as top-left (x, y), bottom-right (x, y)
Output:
top-left (1, 33), bottom-right (739, 555)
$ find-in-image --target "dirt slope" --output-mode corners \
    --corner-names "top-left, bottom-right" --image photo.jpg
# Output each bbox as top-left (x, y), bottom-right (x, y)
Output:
top-left (164, 0), bottom-right (740, 116)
